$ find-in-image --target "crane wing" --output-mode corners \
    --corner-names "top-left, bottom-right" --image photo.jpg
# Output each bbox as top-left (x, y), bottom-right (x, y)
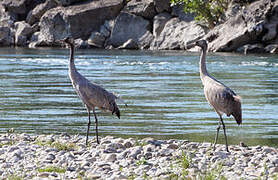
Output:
top-left (74, 80), bottom-right (117, 111)
top-left (204, 82), bottom-right (240, 117)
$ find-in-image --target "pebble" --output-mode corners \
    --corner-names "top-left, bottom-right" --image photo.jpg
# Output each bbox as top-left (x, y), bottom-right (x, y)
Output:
top-left (0, 133), bottom-right (277, 179)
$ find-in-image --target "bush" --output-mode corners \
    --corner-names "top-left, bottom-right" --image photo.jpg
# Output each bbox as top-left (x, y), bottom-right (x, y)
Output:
top-left (170, 0), bottom-right (229, 28)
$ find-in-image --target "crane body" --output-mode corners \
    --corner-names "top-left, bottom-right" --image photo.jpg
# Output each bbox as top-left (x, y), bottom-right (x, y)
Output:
top-left (188, 40), bottom-right (242, 152)
top-left (63, 38), bottom-right (121, 145)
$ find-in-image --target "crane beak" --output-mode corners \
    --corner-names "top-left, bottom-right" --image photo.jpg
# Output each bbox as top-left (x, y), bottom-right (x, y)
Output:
top-left (185, 42), bottom-right (196, 50)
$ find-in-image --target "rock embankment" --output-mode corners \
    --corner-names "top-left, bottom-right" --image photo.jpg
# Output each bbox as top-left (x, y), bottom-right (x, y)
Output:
top-left (0, 0), bottom-right (278, 53)
top-left (0, 133), bottom-right (278, 179)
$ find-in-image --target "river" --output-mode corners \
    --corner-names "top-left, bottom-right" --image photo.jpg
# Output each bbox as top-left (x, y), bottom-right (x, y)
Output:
top-left (0, 47), bottom-right (277, 147)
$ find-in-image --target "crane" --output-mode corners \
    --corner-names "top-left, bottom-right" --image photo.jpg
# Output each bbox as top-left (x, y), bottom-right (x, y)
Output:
top-left (61, 37), bottom-right (124, 145)
top-left (187, 40), bottom-right (242, 152)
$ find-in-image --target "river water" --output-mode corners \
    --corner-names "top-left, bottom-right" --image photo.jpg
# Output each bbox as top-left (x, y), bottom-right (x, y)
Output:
top-left (0, 47), bottom-right (277, 147)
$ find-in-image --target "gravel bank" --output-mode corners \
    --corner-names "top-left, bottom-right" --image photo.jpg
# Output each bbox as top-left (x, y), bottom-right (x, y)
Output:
top-left (0, 133), bottom-right (277, 179)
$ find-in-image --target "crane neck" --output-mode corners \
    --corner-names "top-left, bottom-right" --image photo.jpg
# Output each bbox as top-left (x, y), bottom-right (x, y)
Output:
top-left (199, 46), bottom-right (209, 82)
top-left (68, 43), bottom-right (77, 73)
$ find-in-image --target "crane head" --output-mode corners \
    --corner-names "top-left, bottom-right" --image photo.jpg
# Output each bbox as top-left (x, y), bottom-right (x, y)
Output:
top-left (186, 39), bottom-right (208, 50)
top-left (195, 40), bottom-right (207, 48)
top-left (61, 37), bottom-right (74, 45)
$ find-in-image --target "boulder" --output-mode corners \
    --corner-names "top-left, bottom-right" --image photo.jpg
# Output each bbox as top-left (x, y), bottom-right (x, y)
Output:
top-left (123, 0), bottom-right (156, 19)
top-left (88, 31), bottom-right (105, 48)
top-left (261, 3), bottom-right (278, 42)
top-left (206, 0), bottom-right (278, 52)
top-left (99, 25), bottom-right (110, 38)
top-left (26, 0), bottom-right (58, 25)
top-left (15, 35), bottom-right (27, 46)
top-left (153, 12), bottom-right (171, 38)
top-left (38, 0), bottom-right (123, 44)
top-left (150, 17), bottom-right (206, 50)
top-left (0, 26), bottom-right (14, 46)
top-left (108, 12), bottom-right (153, 49)
top-left (0, 3), bottom-right (17, 26)
top-left (265, 44), bottom-right (278, 53)
top-left (15, 21), bottom-right (33, 37)
top-left (2, 0), bottom-right (44, 19)
top-left (14, 21), bottom-right (33, 46)
top-left (154, 0), bottom-right (171, 13)
top-left (118, 39), bottom-right (139, 49)
top-left (74, 38), bottom-right (89, 49)
top-left (236, 43), bottom-right (265, 54)
top-left (56, 0), bottom-right (82, 6)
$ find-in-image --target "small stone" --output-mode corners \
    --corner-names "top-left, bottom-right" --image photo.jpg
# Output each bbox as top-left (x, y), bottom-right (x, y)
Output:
top-left (263, 147), bottom-right (275, 154)
top-left (269, 166), bottom-right (278, 174)
top-left (123, 141), bottom-right (133, 148)
top-left (128, 146), bottom-right (142, 159)
top-left (185, 142), bottom-right (199, 149)
top-left (46, 154), bottom-right (56, 161)
top-left (105, 153), bottom-right (117, 162)
top-left (8, 146), bottom-right (19, 153)
top-left (38, 172), bottom-right (50, 177)
top-left (167, 143), bottom-right (179, 149)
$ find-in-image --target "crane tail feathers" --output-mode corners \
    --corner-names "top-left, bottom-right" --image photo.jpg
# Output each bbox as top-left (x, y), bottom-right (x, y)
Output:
top-left (111, 101), bottom-right (120, 119)
top-left (232, 95), bottom-right (242, 125)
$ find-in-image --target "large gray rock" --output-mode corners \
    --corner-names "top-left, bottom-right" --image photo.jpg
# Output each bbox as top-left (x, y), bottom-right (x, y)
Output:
top-left (123, 0), bottom-right (156, 19)
top-left (153, 12), bottom-right (171, 38)
top-left (118, 39), bottom-right (139, 49)
top-left (0, 4), bottom-right (17, 26)
top-left (26, 0), bottom-right (58, 25)
top-left (0, 26), bottom-right (14, 46)
top-left (56, 0), bottom-right (82, 6)
top-left (88, 31), bottom-right (105, 48)
top-left (151, 17), bottom-right (206, 50)
top-left (14, 21), bottom-right (33, 46)
top-left (154, 0), bottom-right (170, 13)
top-left (2, 0), bottom-right (43, 18)
top-left (206, 0), bottom-right (278, 52)
top-left (38, 0), bottom-right (123, 44)
top-left (108, 12), bottom-right (153, 49)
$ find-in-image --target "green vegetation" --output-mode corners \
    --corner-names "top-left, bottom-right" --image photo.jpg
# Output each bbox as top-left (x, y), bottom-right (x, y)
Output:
top-left (38, 166), bottom-right (66, 173)
top-left (136, 157), bottom-right (148, 166)
top-left (7, 174), bottom-right (24, 180)
top-left (170, 0), bottom-right (229, 28)
top-left (34, 140), bottom-right (77, 151)
top-left (134, 138), bottom-right (148, 147)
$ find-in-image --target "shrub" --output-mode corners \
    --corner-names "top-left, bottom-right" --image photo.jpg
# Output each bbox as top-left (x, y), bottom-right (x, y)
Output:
top-left (170, 0), bottom-right (229, 28)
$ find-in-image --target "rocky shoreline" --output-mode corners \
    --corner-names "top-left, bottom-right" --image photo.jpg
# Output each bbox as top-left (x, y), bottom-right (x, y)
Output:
top-left (0, 133), bottom-right (277, 179)
top-left (0, 0), bottom-right (278, 53)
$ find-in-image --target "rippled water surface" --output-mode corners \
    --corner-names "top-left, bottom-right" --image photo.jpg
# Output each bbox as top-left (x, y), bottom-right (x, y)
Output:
top-left (0, 47), bottom-right (277, 147)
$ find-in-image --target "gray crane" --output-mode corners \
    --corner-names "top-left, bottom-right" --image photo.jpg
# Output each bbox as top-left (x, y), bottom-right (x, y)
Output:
top-left (187, 40), bottom-right (242, 152)
top-left (61, 37), bottom-right (124, 145)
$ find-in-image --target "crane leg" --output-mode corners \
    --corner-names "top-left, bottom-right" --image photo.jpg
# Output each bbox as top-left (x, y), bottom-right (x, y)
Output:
top-left (220, 116), bottom-right (229, 152)
top-left (86, 108), bottom-right (91, 146)
top-left (213, 120), bottom-right (221, 151)
top-left (92, 108), bottom-right (100, 144)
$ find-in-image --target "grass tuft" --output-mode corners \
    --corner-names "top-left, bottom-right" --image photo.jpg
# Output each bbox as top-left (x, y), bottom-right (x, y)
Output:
top-left (38, 166), bottom-right (66, 173)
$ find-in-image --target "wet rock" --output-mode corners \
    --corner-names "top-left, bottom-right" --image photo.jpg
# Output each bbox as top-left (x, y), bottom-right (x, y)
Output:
top-left (14, 21), bottom-right (33, 46)
top-left (26, 0), bottom-right (58, 25)
top-left (0, 26), bottom-right (14, 46)
top-left (153, 12), bottom-right (172, 38)
top-left (123, 0), bottom-right (156, 19)
top-left (88, 31), bottom-right (105, 48)
top-left (237, 43), bottom-right (266, 54)
top-left (206, 0), bottom-right (277, 52)
top-left (108, 12), bottom-right (153, 49)
top-left (154, 0), bottom-right (170, 13)
top-left (38, 0), bottom-right (124, 44)
top-left (151, 18), bottom-right (206, 50)
top-left (118, 39), bottom-right (139, 49)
